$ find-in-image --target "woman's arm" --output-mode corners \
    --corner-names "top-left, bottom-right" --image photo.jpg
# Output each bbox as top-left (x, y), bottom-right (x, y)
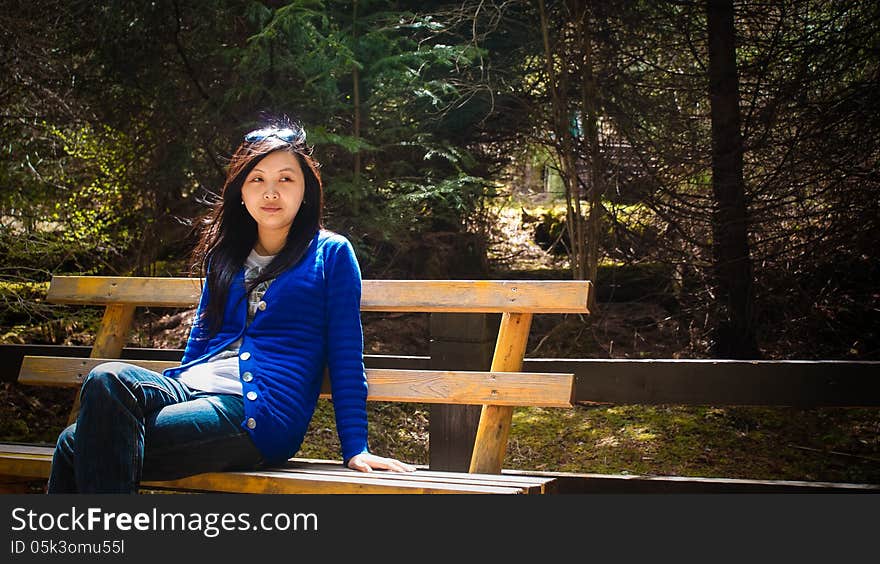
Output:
top-left (324, 237), bottom-right (370, 464)
top-left (180, 279), bottom-right (211, 364)
top-left (324, 236), bottom-right (414, 473)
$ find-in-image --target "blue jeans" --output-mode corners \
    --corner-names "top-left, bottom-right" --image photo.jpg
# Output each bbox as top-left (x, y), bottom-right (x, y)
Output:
top-left (48, 362), bottom-right (264, 493)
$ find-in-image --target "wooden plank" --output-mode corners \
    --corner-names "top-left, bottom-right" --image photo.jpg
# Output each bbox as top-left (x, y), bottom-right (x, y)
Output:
top-left (362, 368), bottom-right (572, 406)
top-left (470, 312), bottom-right (534, 474)
top-left (144, 471), bottom-right (527, 494)
top-left (274, 470), bottom-right (546, 494)
top-left (281, 459), bottom-right (552, 493)
top-left (48, 276), bottom-right (204, 307)
top-left (91, 305), bottom-right (137, 359)
top-left (47, 276), bottom-right (592, 314)
top-left (0, 449), bottom-right (52, 479)
top-left (429, 312), bottom-right (501, 342)
top-left (522, 358), bottom-right (880, 407)
top-left (7, 346), bottom-right (877, 408)
top-left (13, 347), bottom-right (875, 408)
top-left (288, 458), bottom-right (547, 482)
top-left (0, 345), bottom-right (431, 383)
top-left (3, 445), bottom-right (876, 494)
top-left (499, 468), bottom-right (880, 493)
top-left (0, 445), bottom-right (550, 490)
top-left (0, 444), bottom-right (54, 456)
top-left (65, 304), bottom-right (136, 425)
top-left (428, 313), bottom-right (496, 471)
top-left (0, 446), bottom-right (529, 494)
top-left (19, 356), bottom-right (574, 407)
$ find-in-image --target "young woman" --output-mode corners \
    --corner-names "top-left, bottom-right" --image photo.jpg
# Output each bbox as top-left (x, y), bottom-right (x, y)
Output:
top-left (48, 122), bottom-right (415, 493)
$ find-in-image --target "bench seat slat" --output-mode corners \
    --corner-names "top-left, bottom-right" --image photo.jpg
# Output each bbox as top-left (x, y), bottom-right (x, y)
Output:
top-left (0, 446), bottom-right (546, 494)
top-left (19, 356), bottom-right (574, 407)
top-left (0, 447), bottom-right (548, 491)
top-left (47, 276), bottom-right (592, 314)
top-left (281, 460), bottom-right (552, 490)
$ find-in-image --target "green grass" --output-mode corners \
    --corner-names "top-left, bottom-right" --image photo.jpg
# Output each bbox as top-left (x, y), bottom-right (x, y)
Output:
top-left (290, 399), bottom-right (880, 484)
top-left (2, 385), bottom-right (877, 484)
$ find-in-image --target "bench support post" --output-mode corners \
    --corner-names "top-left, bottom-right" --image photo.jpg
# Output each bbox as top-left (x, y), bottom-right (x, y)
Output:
top-left (469, 312), bottom-right (533, 474)
top-left (428, 313), bottom-right (499, 471)
top-left (66, 304), bottom-right (136, 425)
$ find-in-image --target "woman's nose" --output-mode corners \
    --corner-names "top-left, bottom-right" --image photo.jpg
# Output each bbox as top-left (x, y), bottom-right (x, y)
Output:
top-left (263, 188), bottom-right (279, 199)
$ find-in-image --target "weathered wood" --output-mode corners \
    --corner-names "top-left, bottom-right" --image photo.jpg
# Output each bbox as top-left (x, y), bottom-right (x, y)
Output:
top-left (429, 313), bottom-right (498, 471)
top-left (5, 345), bottom-right (877, 408)
top-left (429, 312), bottom-right (501, 342)
top-left (0, 445), bottom-right (544, 494)
top-left (0, 345), bottom-right (432, 383)
top-left (308, 277), bottom-right (583, 313)
top-left (499, 468), bottom-right (880, 493)
top-left (3, 445), bottom-right (875, 495)
top-left (271, 460), bottom-right (551, 493)
top-left (90, 305), bottom-right (137, 359)
top-left (48, 276), bottom-right (204, 307)
top-left (522, 358), bottom-right (880, 407)
top-left (470, 312), bottom-right (534, 474)
top-left (20, 356), bottom-right (573, 407)
top-left (0, 451), bottom-right (48, 479)
top-left (65, 304), bottom-right (136, 425)
top-left (6, 275), bottom-right (590, 494)
top-left (363, 368), bottom-right (571, 406)
top-left (47, 276), bottom-right (593, 313)
top-left (148, 471), bottom-right (526, 494)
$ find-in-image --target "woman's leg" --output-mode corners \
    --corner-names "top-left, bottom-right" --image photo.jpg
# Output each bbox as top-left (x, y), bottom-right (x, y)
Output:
top-left (48, 361), bottom-right (263, 493)
top-left (48, 361), bottom-right (192, 494)
top-left (141, 392), bottom-right (263, 482)
top-left (47, 423), bottom-right (77, 493)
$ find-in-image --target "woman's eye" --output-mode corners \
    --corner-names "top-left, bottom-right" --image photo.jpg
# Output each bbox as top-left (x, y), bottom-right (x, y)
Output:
top-left (250, 177), bottom-right (262, 182)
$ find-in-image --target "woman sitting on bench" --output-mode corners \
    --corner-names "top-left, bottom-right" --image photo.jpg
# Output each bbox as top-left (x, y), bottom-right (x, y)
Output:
top-left (48, 119), bottom-right (415, 493)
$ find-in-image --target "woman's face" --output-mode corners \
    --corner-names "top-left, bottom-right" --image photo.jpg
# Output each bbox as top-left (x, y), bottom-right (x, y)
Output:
top-left (241, 150), bottom-right (306, 238)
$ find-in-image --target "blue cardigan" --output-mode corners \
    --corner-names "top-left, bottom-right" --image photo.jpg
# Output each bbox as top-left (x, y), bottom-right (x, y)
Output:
top-left (163, 229), bottom-right (370, 465)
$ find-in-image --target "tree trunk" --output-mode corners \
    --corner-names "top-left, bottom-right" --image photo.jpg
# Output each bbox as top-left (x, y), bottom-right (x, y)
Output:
top-left (705, 0), bottom-right (759, 359)
top-left (538, 0), bottom-right (587, 280)
top-left (578, 0), bottom-right (601, 284)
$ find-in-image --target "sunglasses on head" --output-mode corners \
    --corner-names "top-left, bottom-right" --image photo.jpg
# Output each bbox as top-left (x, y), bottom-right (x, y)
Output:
top-left (243, 127), bottom-right (300, 143)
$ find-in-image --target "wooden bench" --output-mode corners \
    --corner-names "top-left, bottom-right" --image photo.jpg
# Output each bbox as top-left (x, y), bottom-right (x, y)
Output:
top-left (0, 276), bottom-right (592, 494)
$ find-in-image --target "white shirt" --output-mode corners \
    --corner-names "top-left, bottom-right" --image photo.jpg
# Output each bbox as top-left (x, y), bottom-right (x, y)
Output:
top-left (175, 249), bottom-right (276, 395)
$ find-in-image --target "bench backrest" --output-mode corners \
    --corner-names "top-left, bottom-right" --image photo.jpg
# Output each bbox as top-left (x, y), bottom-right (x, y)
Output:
top-left (22, 276), bottom-right (592, 474)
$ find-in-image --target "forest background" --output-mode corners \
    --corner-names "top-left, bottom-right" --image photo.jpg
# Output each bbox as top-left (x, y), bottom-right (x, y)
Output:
top-left (1, 0), bottom-right (878, 484)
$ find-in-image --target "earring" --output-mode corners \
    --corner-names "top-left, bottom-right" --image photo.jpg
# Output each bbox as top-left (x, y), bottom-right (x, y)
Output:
top-left (241, 200), bottom-right (245, 205)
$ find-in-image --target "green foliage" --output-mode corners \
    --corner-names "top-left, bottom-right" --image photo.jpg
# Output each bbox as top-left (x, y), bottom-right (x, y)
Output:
top-left (3, 0), bottom-right (502, 279)
top-left (45, 124), bottom-right (137, 260)
top-left (0, 282), bottom-right (49, 328)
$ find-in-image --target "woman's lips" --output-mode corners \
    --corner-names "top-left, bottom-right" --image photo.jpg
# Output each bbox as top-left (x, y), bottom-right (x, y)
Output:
top-left (261, 206), bottom-right (282, 212)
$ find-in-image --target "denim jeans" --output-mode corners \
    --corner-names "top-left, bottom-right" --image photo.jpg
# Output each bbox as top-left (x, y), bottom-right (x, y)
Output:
top-left (48, 362), bottom-right (264, 493)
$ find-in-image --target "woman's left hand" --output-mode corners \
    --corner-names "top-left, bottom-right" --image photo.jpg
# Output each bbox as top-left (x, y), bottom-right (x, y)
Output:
top-left (347, 453), bottom-right (416, 473)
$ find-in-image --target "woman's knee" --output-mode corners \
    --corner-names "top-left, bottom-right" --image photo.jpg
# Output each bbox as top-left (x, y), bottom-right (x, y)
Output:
top-left (80, 362), bottom-right (121, 397)
top-left (54, 424), bottom-right (76, 456)
top-left (80, 361), bottom-right (135, 398)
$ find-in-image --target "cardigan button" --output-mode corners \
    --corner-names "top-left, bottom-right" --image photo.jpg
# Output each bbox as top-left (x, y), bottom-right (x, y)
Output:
top-left (257, 300), bottom-right (267, 311)
top-left (246, 391), bottom-right (258, 401)
top-left (246, 418), bottom-right (257, 429)
top-left (242, 371), bottom-right (254, 382)
top-left (239, 351), bottom-right (251, 361)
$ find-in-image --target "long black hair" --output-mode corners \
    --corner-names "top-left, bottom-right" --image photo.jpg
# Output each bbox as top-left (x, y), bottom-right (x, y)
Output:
top-left (192, 121), bottom-right (324, 336)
